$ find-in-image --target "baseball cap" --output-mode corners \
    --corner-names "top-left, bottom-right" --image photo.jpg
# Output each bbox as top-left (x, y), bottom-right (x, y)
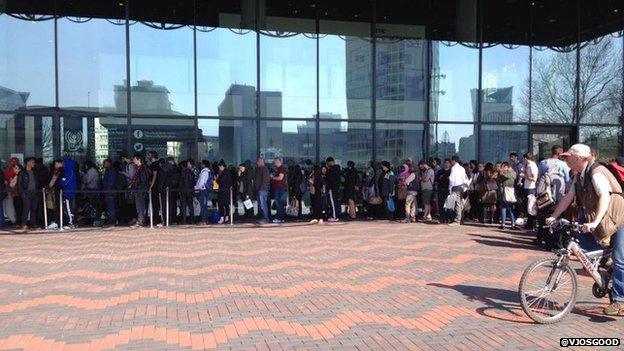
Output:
top-left (560, 144), bottom-right (591, 158)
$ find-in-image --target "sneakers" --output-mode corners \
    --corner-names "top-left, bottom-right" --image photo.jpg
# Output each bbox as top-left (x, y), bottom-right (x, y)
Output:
top-left (447, 222), bottom-right (460, 227)
top-left (604, 301), bottom-right (624, 316)
top-left (309, 219), bottom-right (319, 224)
top-left (218, 217), bottom-right (225, 224)
top-left (272, 219), bottom-right (284, 224)
top-left (327, 218), bottom-right (339, 223)
top-left (318, 219), bottom-right (324, 224)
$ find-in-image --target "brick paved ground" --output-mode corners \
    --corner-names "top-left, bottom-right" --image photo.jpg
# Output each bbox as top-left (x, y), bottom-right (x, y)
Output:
top-left (0, 222), bottom-right (621, 351)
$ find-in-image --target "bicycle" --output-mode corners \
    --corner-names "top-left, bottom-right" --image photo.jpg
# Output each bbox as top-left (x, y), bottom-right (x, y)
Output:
top-left (518, 219), bottom-right (613, 324)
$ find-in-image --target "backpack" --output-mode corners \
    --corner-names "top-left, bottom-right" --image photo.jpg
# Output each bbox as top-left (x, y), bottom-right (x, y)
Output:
top-left (536, 159), bottom-right (566, 203)
top-left (605, 162), bottom-right (624, 190)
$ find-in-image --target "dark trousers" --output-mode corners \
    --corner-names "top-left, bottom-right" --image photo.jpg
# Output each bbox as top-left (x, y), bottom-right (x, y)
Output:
top-left (104, 194), bottom-right (117, 225)
top-left (312, 193), bottom-right (324, 219)
top-left (151, 188), bottom-right (161, 223)
top-left (327, 188), bottom-right (339, 219)
top-left (13, 196), bottom-right (23, 225)
top-left (21, 192), bottom-right (39, 227)
top-left (218, 190), bottom-right (230, 218)
top-left (179, 192), bottom-right (195, 224)
top-left (134, 192), bottom-right (146, 225)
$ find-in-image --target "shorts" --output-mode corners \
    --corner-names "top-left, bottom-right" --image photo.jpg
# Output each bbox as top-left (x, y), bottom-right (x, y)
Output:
top-left (420, 189), bottom-right (433, 206)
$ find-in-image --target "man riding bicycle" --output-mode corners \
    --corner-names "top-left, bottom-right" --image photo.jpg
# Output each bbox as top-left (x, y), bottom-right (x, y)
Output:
top-left (545, 144), bottom-right (624, 316)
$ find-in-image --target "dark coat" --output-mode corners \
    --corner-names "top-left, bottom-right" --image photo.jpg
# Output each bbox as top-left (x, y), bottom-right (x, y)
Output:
top-left (179, 169), bottom-right (195, 191)
top-left (238, 170), bottom-right (253, 199)
top-left (254, 166), bottom-right (271, 193)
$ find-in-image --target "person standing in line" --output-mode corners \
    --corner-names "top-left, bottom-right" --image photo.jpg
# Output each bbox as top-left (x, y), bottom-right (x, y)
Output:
top-left (0, 167), bottom-right (5, 229)
top-left (81, 160), bottom-right (101, 223)
top-left (498, 162), bottom-right (517, 230)
top-left (60, 157), bottom-right (78, 229)
top-left (147, 151), bottom-right (161, 226)
top-left (157, 157), bottom-right (179, 227)
top-left (254, 157), bottom-right (271, 224)
top-left (379, 161), bottom-right (396, 221)
top-left (216, 161), bottom-right (232, 224)
top-left (521, 152), bottom-right (539, 231)
top-left (343, 161), bottom-right (359, 221)
top-left (237, 163), bottom-right (254, 221)
top-left (419, 160), bottom-right (435, 221)
top-left (194, 160), bottom-right (212, 225)
top-left (271, 157), bottom-right (288, 223)
top-left (308, 165), bottom-right (325, 224)
top-left (120, 154), bottom-right (137, 224)
top-left (325, 157), bottom-right (341, 222)
top-left (447, 155), bottom-right (469, 226)
top-left (102, 159), bottom-right (118, 227)
top-left (435, 159), bottom-right (451, 222)
top-left (18, 157), bottom-right (39, 231)
top-left (129, 154), bottom-right (150, 228)
top-left (403, 164), bottom-right (419, 223)
top-left (179, 160), bottom-right (195, 225)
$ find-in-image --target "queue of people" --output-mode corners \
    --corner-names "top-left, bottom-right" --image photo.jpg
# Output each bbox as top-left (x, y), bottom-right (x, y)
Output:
top-left (1, 147), bottom-right (623, 235)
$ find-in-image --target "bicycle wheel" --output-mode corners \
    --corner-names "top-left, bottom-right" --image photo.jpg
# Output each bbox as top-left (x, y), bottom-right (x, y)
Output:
top-left (518, 256), bottom-right (578, 324)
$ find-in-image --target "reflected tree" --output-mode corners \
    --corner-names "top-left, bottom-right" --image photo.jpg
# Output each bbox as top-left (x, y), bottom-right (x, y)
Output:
top-left (528, 35), bottom-right (622, 124)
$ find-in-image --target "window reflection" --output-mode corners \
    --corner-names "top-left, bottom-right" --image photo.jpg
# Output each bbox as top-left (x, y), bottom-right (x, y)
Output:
top-left (0, 14), bottom-right (55, 110)
top-left (376, 123), bottom-right (425, 164)
top-left (431, 42), bottom-right (479, 122)
top-left (197, 119), bottom-right (257, 165)
top-left (481, 45), bottom-right (530, 122)
top-left (480, 124), bottom-right (528, 162)
top-left (260, 120), bottom-right (315, 164)
top-left (197, 27), bottom-right (257, 117)
top-left (531, 47), bottom-right (577, 123)
top-left (0, 114), bottom-right (54, 164)
top-left (319, 121), bottom-right (371, 169)
top-left (579, 33), bottom-right (623, 124)
top-left (430, 123), bottom-right (476, 161)
top-left (260, 31), bottom-right (316, 118)
top-left (319, 20), bottom-right (372, 120)
top-left (129, 23), bottom-right (194, 115)
top-left (58, 18), bottom-right (127, 113)
top-left (580, 126), bottom-right (621, 162)
top-left (131, 117), bottom-right (194, 160)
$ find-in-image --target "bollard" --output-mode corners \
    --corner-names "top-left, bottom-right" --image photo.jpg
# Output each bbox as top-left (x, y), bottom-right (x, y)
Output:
top-left (42, 188), bottom-right (48, 229)
top-left (59, 189), bottom-right (64, 231)
top-left (148, 190), bottom-right (154, 229)
top-left (166, 187), bottom-right (170, 227)
top-left (230, 187), bottom-right (234, 226)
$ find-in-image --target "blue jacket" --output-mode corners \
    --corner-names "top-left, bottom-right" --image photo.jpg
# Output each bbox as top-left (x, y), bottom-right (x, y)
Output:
top-left (61, 158), bottom-right (77, 200)
top-left (103, 167), bottom-right (117, 191)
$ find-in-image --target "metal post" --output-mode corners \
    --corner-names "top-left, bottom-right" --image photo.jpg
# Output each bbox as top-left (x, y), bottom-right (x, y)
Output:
top-left (166, 187), bottom-right (170, 227)
top-left (149, 190), bottom-right (154, 229)
top-left (42, 188), bottom-right (48, 229)
top-left (230, 187), bottom-right (234, 226)
top-left (59, 189), bottom-right (63, 231)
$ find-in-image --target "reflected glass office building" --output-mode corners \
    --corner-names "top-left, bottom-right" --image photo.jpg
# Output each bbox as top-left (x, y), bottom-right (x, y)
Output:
top-left (1, 0), bottom-right (623, 168)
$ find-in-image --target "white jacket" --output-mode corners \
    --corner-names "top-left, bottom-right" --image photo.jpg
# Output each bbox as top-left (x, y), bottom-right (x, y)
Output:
top-left (194, 168), bottom-right (211, 190)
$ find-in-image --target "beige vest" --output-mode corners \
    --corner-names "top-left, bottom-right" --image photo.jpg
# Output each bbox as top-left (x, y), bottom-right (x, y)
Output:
top-left (575, 162), bottom-right (624, 243)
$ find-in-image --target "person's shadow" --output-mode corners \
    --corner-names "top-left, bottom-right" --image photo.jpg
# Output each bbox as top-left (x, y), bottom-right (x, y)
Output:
top-left (428, 283), bottom-right (616, 324)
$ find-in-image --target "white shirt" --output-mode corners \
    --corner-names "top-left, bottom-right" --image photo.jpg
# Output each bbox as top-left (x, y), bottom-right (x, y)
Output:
top-left (524, 161), bottom-right (538, 190)
top-left (571, 165), bottom-right (613, 198)
top-left (449, 163), bottom-right (469, 191)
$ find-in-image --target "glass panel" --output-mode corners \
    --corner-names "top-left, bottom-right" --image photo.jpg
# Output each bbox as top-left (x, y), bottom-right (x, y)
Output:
top-left (531, 129), bottom-right (573, 161)
top-left (480, 125), bottom-right (528, 163)
top-left (260, 120), bottom-right (315, 164)
top-left (481, 45), bottom-right (530, 122)
top-left (60, 116), bottom-right (94, 163)
top-left (130, 117), bottom-right (195, 160)
top-left (196, 0), bottom-right (257, 118)
top-left (578, 33), bottom-right (623, 124)
top-left (58, 18), bottom-right (127, 113)
top-left (197, 119), bottom-right (257, 166)
top-left (579, 126), bottom-right (621, 162)
top-left (129, 23), bottom-right (194, 115)
top-left (376, 38), bottom-right (427, 121)
top-left (0, 14), bottom-right (55, 110)
top-left (259, 18), bottom-right (316, 118)
top-left (430, 42), bottom-right (479, 122)
top-left (429, 123), bottom-right (476, 162)
top-left (319, 21), bottom-right (372, 120)
top-left (376, 123), bottom-right (425, 165)
top-left (0, 114), bottom-right (54, 164)
top-left (319, 121), bottom-right (372, 169)
top-left (93, 117), bottom-right (128, 165)
top-left (531, 47), bottom-right (577, 123)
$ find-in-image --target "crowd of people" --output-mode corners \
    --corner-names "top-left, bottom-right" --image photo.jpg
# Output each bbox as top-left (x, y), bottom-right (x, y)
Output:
top-left (1, 147), bottom-right (623, 235)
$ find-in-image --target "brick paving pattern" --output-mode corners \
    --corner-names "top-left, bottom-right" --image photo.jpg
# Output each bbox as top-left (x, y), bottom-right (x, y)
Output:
top-left (0, 222), bottom-right (621, 350)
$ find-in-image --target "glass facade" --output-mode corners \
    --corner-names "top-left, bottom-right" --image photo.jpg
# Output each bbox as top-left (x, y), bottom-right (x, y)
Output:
top-left (1, 0), bottom-right (623, 168)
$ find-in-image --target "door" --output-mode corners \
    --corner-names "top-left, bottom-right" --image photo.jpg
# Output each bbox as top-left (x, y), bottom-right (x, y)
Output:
top-left (530, 125), bottom-right (576, 161)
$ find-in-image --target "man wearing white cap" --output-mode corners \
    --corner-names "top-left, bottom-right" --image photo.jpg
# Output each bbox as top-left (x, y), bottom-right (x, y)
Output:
top-left (546, 143), bottom-right (624, 316)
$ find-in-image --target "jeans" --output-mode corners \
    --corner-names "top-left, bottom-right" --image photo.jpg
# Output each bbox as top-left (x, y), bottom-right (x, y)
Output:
top-left (134, 192), bottom-right (146, 225)
top-left (274, 189), bottom-right (286, 220)
top-left (500, 201), bottom-right (516, 227)
top-left (258, 189), bottom-right (269, 221)
top-left (451, 186), bottom-right (464, 224)
top-left (405, 194), bottom-right (417, 220)
top-left (578, 228), bottom-right (624, 302)
top-left (104, 194), bottom-right (117, 225)
top-left (21, 192), bottom-right (39, 227)
top-left (198, 190), bottom-right (209, 223)
top-left (0, 197), bottom-right (4, 228)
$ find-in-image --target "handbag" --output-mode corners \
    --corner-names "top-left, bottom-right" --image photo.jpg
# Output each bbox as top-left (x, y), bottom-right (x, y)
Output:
top-left (386, 198), bottom-right (395, 212)
top-left (503, 187), bottom-right (517, 203)
top-left (397, 188), bottom-right (407, 201)
top-left (46, 189), bottom-right (57, 210)
top-left (536, 191), bottom-right (554, 210)
top-left (369, 196), bottom-right (382, 205)
top-left (480, 190), bottom-right (498, 204)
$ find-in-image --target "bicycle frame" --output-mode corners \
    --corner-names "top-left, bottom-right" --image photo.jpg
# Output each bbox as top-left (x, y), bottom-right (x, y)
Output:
top-left (563, 239), bottom-right (611, 288)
